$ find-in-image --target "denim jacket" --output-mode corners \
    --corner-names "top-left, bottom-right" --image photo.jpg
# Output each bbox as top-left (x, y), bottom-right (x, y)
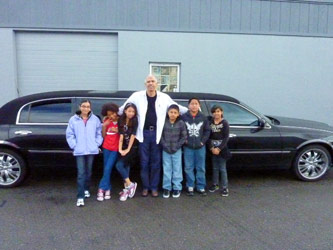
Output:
top-left (66, 111), bottom-right (103, 156)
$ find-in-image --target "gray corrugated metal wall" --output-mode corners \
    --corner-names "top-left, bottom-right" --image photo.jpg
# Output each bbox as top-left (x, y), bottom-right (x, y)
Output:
top-left (15, 32), bottom-right (118, 96)
top-left (0, 0), bottom-right (333, 37)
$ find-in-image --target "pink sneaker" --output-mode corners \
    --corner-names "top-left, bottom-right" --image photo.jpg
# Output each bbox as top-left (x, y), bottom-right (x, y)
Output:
top-left (104, 190), bottom-right (111, 200)
top-left (119, 189), bottom-right (129, 201)
top-left (97, 189), bottom-right (104, 201)
top-left (128, 182), bottom-right (137, 198)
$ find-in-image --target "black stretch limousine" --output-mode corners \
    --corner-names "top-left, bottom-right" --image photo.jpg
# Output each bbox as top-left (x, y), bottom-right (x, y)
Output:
top-left (0, 90), bottom-right (332, 187)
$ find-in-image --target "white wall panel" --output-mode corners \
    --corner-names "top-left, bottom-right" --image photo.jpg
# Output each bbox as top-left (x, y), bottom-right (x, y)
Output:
top-left (118, 31), bottom-right (333, 126)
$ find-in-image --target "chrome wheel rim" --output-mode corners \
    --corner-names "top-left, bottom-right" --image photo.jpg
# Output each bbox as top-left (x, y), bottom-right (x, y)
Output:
top-left (298, 149), bottom-right (329, 180)
top-left (0, 153), bottom-right (21, 186)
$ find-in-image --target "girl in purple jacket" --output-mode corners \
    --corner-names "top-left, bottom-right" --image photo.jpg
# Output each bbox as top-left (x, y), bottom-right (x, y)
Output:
top-left (66, 100), bottom-right (103, 207)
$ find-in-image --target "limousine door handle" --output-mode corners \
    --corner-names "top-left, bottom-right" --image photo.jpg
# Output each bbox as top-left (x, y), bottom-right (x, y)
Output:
top-left (15, 130), bottom-right (32, 135)
top-left (229, 134), bottom-right (237, 138)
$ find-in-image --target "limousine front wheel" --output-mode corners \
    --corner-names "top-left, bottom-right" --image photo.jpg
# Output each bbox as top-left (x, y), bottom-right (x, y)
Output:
top-left (0, 149), bottom-right (27, 188)
top-left (293, 145), bottom-right (331, 181)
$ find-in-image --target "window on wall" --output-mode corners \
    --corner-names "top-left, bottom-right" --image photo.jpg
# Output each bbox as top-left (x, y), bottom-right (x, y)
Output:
top-left (150, 63), bottom-right (180, 92)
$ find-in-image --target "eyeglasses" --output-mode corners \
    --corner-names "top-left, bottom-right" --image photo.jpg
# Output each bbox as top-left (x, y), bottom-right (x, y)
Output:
top-left (80, 105), bottom-right (91, 109)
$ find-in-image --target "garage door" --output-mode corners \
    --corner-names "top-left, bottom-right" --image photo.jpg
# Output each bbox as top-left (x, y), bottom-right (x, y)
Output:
top-left (16, 32), bottom-right (118, 96)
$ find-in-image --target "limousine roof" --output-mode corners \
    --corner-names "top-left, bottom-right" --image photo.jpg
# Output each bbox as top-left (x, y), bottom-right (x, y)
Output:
top-left (11, 90), bottom-right (239, 103)
top-left (0, 90), bottom-right (239, 124)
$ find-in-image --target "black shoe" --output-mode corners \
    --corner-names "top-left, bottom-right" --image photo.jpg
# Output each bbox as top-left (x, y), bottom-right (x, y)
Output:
top-left (163, 189), bottom-right (170, 198)
top-left (197, 189), bottom-right (207, 196)
top-left (208, 184), bottom-right (219, 193)
top-left (221, 188), bottom-right (229, 197)
top-left (186, 187), bottom-right (194, 196)
top-left (172, 190), bottom-right (181, 198)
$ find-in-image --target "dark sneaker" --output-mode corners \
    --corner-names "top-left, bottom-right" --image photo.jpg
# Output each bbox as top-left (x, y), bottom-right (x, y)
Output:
top-left (151, 190), bottom-right (159, 197)
top-left (141, 189), bottom-right (149, 197)
top-left (208, 184), bottom-right (219, 193)
top-left (163, 189), bottom-right (170, 198)
top-left (221, 188), bottom-right (229, 197)
top-left (172, 190), bottom-right (181, 198)
top-left (197, 189), bottom-right (207, 196)
top-left (186, 187), bottom-right (194, 196)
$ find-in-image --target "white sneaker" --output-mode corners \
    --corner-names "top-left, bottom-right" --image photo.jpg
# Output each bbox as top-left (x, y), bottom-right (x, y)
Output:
top-left (128, 182), bottom-right (137, 198)
top-left (84, 190), bottom-right (90, 198)
top-left (104, 190), bottom-right (111, 200)
top-left (119, 189), bottom-right (129, 201)
top-left (97, 189), bottom-right (104, 201)
top-left (76, 198), bottom-right (84, 207)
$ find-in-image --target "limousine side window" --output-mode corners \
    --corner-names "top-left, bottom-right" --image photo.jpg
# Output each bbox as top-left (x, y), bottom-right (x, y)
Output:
top-left (19, 99), bottom-right (72, 123)
top-left (207, 101), bottom-right (259, 126)
top-left (76, 98), bottom-right (126, 120)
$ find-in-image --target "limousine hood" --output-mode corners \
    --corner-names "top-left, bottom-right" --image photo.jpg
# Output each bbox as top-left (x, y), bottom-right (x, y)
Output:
top-left (269, 116), bottom-right (333, 133)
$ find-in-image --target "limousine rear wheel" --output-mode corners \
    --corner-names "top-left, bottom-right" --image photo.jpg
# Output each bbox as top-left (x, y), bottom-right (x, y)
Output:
top-left (293, 145), bottom-right (331, 181)
top-left (0, 149), bottom-right (27, 188)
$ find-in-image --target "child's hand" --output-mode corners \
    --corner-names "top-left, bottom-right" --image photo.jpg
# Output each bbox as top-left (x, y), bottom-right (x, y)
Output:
top-left (121, 149), bottom-right (130, 156)
top-left (103, 118), bottom-right (111, 127)
top-left (212, 148), bottom-right (220, 155)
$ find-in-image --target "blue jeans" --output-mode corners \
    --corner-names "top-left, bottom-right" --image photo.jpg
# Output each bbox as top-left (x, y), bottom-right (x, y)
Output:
top-left (139, 130), bottom-right (161, 191)
top-left (212, 155), bottom-right (228, 188)
top-left (76, 154), bottom-right (95, 199)
top-left (116, 157), bottom-right (130, 180)
top-left (162, 149), bottom-right (183, 191)
top-left (184, 146), bottom-right (206, 190)
top-left (98, 149), bottom-right (118, 191)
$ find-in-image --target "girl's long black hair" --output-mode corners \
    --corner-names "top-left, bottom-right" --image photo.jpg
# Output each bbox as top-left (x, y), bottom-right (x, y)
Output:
top-left (118, 103), bottom-right (138, 128)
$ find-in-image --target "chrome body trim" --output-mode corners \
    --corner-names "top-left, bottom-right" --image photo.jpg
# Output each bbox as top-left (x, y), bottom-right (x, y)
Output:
top-left (28, 149), bottom-right (73, 154)
top-left (230, 151), bottom-right (291, 154)
top-left (16, 123), bottom-right (68, 126)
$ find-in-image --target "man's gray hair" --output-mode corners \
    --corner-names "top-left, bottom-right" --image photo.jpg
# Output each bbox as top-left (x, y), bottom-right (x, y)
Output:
top-left (145, 74), bottom-right (158, 83)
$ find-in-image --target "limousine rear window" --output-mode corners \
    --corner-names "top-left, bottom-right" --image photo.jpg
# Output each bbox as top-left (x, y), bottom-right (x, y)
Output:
top-left (19, 100), bottom-right (72, 123)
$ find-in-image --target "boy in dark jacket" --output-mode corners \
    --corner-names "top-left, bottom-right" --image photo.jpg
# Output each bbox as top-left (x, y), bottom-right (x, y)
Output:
top-left (182, 98), bottom-right (210, 196)
top-left (160, 104), bottom-right (187, 198)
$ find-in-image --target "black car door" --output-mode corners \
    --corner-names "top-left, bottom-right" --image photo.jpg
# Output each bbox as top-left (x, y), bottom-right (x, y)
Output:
top-left (8, 98), bottom-right (74, 166)
top-left (205, 101), bottom-right (283, 167)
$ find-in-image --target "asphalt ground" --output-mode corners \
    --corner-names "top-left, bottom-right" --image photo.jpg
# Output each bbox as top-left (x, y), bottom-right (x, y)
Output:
top-left (1, 165), bottom-right (333, 250)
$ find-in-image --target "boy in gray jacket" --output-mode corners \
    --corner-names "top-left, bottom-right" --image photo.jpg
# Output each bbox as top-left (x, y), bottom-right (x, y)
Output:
top-left (160, 104), bottom-right (187, 198)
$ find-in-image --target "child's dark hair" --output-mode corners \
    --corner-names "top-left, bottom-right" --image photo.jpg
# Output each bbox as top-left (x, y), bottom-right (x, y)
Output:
top-left (211, 105), bottom-right (224, 117)
top-left (166, 104), bottom-right (180, 121)
top-left (80, 99), bottom-right (91, 106)
top-left (188, 97), bottom-right (201, 105)
top-left (101, 103), bottom-right (119, 116)
top-left (119, 103), bottom-right (137, 128)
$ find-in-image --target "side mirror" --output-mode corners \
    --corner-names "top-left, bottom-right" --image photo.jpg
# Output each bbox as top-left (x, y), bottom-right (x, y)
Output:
top-left (251, 118), bottom-right (265, 133)
top-left (258, 118), bottom-right (265, 128)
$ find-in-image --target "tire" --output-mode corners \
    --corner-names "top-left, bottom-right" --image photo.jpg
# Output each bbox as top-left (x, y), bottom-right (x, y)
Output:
top-left (0, 148), bottom-right (27, 188)
top-left (293, 145), bottom-right (331, 182)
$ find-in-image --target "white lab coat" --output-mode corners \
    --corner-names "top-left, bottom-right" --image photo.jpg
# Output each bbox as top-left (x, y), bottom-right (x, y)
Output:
top-left (119, 90), bottom-right (187, 144)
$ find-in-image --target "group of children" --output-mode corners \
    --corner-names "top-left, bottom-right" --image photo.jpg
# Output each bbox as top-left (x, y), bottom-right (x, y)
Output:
top-left (66, 97), bottom-right (231, 207)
